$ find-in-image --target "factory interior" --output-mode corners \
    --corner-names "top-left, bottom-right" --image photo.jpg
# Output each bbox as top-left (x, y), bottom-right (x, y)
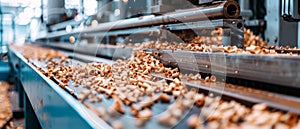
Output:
top-left (1, 0), bottom-right (300, 129)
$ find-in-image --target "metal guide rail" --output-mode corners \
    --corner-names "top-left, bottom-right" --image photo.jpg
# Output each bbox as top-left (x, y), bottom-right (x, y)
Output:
top-left (144, 49), bottom-right (300, 89)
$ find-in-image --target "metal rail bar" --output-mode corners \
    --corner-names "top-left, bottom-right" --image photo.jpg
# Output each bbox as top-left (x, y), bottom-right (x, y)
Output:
top-left (145, 49), bottom-right (300, 89)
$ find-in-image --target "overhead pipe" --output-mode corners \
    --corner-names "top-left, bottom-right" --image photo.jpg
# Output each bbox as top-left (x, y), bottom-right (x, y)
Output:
top-left (80, 0), bottom-right (240, 33)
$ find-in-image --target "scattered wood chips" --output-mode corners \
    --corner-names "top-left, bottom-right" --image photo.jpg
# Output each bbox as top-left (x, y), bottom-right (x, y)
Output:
top-left (0, 82), bottom-right (12, 128)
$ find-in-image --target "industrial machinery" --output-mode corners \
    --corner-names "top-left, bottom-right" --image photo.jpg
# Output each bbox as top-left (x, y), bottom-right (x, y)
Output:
top-left (4, 0), bottom-right (300, 129)
top-left (282, 0), bottom-right (300, 22)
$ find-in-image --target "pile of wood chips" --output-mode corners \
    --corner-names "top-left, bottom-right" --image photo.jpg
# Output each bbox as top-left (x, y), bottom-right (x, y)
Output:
top-left (0, 82), bottom-right (12, 128)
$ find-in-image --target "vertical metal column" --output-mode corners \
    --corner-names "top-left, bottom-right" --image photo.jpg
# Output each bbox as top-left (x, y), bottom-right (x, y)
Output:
top-left (16, 60), bottom-right (24, 108)
top-left (239, 0), bottom-right (250, 10)
top-left (12, 16), bottom-right (16, 43)
top-left (18, 81), bottom-right (24, 107)
top-left (44, 0), bottom-right (65, 25)
top-left (239, 0), bottom-right (253, 18)
top-left (265, 0), bottom-right (298, 47)
top-left (24, 92), bottom-right (42, 129)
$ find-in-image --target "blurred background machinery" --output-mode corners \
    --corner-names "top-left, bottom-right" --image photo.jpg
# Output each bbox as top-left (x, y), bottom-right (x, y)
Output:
top-left (0, 0), bottom-right (299, 48)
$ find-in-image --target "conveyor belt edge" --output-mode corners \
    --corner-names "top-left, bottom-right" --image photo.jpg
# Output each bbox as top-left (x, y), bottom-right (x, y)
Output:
top-left (8, 46), bottom-right (112, 129)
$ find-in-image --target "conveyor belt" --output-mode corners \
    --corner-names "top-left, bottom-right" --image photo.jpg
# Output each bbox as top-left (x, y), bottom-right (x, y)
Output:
top-left (23, 48), bottom-right (199, 129)
top-left (52, 54), bottom-right (300, 114)
top-left (8, 47), bottom-right (112, 129)
top-left (41, 43), bottom-right (300, 89)
top-left (9, 45), bottom-right (300, 129)
top-left (57, 47), bottom-right (300, 114)
top-left (30, 51), bottom-right (300, 128)
top-left (68, 83), bottom-right (197, 129)
top-left (9, 47), bottom-right (200, 129)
